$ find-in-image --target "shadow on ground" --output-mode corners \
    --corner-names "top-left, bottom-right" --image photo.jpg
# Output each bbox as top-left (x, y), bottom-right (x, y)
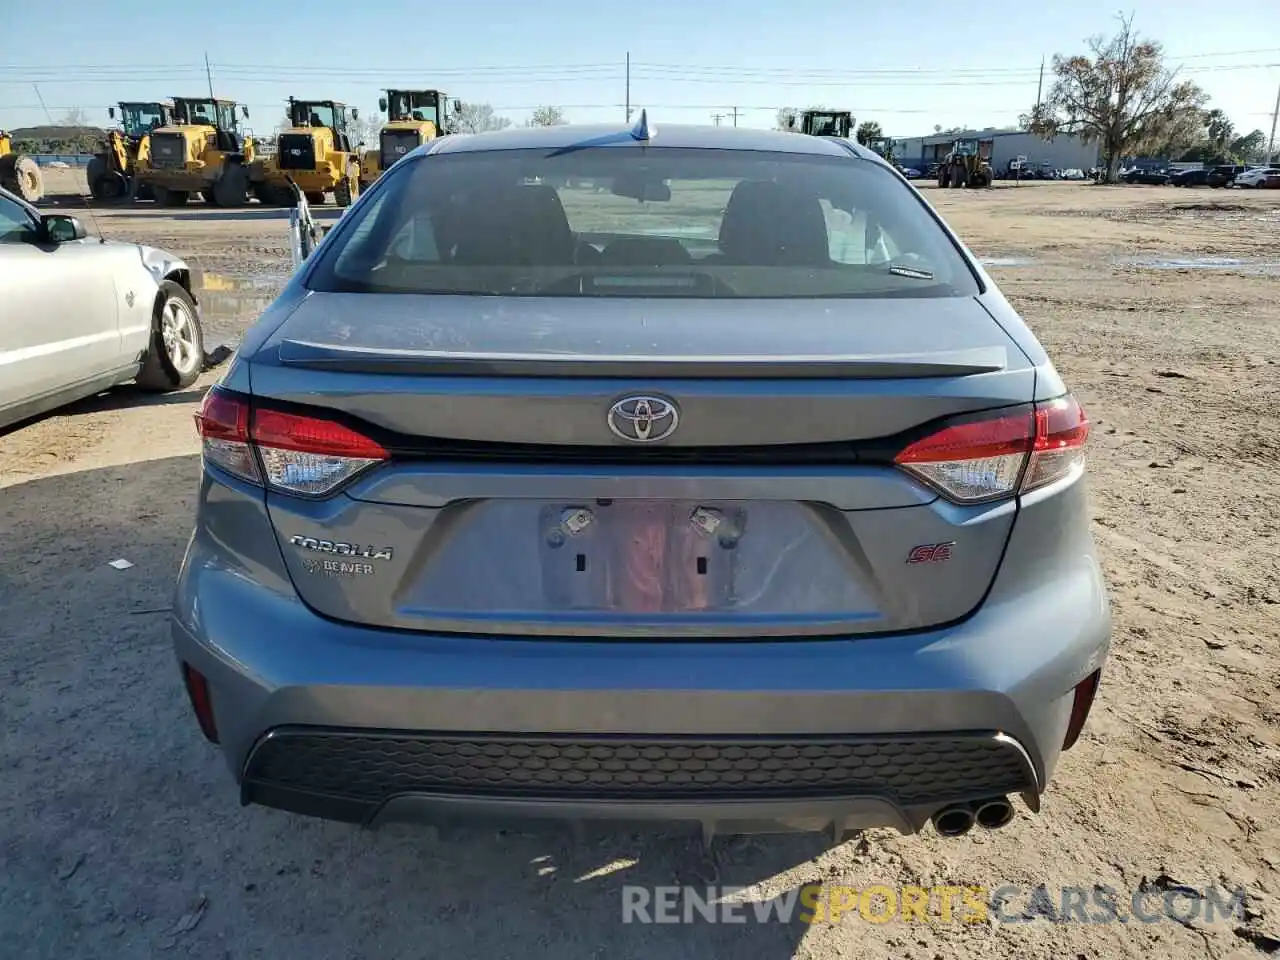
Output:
top-left (0, 456), bottom-right (823, 959)
top-left (0, 387), bottom-right (211, 439)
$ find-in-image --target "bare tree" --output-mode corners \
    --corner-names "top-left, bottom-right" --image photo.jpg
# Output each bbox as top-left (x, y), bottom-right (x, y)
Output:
top-left (855, 120), bottom-right (883, 146)
top-left (60, 106), bottom-right (89, 128)
top-left (526, 105), bottom-right (567, 127)
top-left (350, 110), bottom-right (383, 149)
top-left (453, 103), bottom-right (512, 134)
top-left (1021, 14), bottom-right (1208, 183)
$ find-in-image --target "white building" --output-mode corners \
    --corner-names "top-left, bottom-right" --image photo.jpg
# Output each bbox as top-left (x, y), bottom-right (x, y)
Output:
top-left (895, 127), bottom-right (1101, 173)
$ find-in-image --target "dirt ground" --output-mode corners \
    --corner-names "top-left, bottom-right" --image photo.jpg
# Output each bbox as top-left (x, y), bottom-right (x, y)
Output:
top-left (2, 168), bottom-right (1279, 959)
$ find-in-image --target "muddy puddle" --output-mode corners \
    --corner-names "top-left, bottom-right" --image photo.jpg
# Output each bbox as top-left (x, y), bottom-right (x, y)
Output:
top-left (192, 270), bottom-right (290, 347)
top-left (1117, 255), bottom-right (1280, 276)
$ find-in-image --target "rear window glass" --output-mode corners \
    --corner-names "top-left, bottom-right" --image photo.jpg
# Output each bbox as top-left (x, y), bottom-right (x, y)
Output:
top-left (308, 147), bottom-right (979, 299)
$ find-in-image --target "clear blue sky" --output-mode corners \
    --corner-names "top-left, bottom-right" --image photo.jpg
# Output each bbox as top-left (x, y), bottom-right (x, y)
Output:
top-left (1, 0), bottom-right (1276, 138)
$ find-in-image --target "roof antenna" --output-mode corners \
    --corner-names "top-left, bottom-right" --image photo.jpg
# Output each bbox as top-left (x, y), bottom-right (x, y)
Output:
top-left (629, 108), bottom-right (655, 142)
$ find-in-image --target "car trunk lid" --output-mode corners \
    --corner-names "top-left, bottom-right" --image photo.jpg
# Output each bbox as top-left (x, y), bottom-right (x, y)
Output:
top-left (249, 293), bottom-right (1033, 638)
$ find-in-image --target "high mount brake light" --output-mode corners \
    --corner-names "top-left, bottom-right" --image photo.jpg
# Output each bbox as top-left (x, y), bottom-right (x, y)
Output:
top-left (194, 388), bottom-right (388, 496)
top-left (894, 395), bottom-right (1089, 503)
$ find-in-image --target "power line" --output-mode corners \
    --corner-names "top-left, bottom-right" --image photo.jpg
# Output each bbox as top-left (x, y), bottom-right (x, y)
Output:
top-left (1, 47), bottom-right (1275, 75)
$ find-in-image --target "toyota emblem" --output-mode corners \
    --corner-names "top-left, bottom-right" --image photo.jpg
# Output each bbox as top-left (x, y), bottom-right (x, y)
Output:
top-left (608, 395), bottom-right (679, 443)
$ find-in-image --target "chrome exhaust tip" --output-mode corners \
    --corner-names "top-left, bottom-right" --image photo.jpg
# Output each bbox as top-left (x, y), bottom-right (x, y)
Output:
top-left (972, 796), bottom-right (1015, 830)
top-left (931, 804), bottom-right (976, 837)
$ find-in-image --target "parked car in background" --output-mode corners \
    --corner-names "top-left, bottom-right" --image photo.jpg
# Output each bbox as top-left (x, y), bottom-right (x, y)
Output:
top-left (1233, 167), bottom-right (1280, 188)
top-left (1207, 165), bottom-right (1246, 188)
top-left (174, 122), bottom-right (1111, 841)
top-left (1261, 172), bottom-right (1280, 189)
top-left (1170, 168), bottom-right (1210, 187)
top-left (900, 167), bottom-right (922, 179)
top-left (0, 185), bottom-right (204, 429)
top-left (1123, 169), bottom-right (1171, 185)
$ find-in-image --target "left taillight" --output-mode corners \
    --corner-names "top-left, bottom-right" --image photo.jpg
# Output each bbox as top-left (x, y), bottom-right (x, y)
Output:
top-left (195, 388), bottom-right (259, 484)
top-left (195, 387), bottom-right (389, 496)
top-left (894, 394), bottom-right (1090, 504)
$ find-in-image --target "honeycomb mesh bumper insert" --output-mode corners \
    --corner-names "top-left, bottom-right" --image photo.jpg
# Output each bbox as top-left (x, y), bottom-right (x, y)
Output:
top-left (243, 729), bottom-right (1035, 809)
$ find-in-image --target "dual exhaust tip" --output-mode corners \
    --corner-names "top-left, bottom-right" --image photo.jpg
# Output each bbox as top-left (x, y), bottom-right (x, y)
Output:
top-left (931, 796), bottom-right (1015, 837)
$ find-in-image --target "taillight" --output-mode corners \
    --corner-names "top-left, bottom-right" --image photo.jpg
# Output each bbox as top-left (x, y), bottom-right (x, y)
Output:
top-left (194, 387), bottom-right (388, 496)
top-left (894, 394), bottom-right (1089, 503)
top-left (195, 388), bottom-right (259, 484)
top-left (1024, 395), bottom-right (1090, 492)
top-left (252, 407), bottom-right (388, 496)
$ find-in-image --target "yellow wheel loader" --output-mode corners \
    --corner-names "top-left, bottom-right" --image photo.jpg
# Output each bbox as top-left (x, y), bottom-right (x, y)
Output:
top-left (253, 99), bottom-right (362, 207)
top-left (359, 89), bottom-right (459, 191)
top-left (86, 101), bottom-right (173, 201)
top-left (0, 131), bottom-right (43, 203)
top-left (133, 97), bottom-right (255, 207)
top-left (937, 139), bottom-right (993, 189)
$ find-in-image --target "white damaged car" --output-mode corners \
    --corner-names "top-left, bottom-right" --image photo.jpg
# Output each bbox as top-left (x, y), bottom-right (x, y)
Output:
top-left (0, 185), bottom-right (205, 429)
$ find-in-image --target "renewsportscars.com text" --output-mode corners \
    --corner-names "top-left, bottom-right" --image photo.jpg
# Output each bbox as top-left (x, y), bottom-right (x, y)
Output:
top-left (621, 883), bottom-right (1248, 925)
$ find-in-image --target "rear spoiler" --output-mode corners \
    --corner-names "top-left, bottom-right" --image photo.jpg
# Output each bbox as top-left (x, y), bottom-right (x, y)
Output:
top-left (275, 339), bottom-right (1008, 379)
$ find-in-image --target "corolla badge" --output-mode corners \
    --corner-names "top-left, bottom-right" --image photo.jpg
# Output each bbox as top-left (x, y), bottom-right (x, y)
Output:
top-left (289, 535), bottom-right (393, 561)
top-left (608, 395), bottom-right (679, 443)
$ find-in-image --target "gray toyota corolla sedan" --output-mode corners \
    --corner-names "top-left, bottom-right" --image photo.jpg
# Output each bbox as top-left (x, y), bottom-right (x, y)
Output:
top-left (173, 118), bottom-right (1110, 841)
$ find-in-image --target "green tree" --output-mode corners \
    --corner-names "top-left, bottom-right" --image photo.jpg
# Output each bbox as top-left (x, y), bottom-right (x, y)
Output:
top-left (1229, 129), bottom-right (1267, 163)
top-left (1021, 15), bottom-right (1208, 182)
top-left (1205, 109), bottom-right (1234, 151)
top-left (855, 120), bottom-right (883, 146)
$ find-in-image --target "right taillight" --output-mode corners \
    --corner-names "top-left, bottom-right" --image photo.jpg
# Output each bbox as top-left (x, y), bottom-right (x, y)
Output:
top-left (894, 394), bottom-right (1089, 503)
top-left (194, 387), bottom-right (389, 497)
top-left (1023, 394), bottom-right (1090, 492)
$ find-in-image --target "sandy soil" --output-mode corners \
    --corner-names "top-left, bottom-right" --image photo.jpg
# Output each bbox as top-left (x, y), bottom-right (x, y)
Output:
top-left (2, 168), bottom-right (1279, 959)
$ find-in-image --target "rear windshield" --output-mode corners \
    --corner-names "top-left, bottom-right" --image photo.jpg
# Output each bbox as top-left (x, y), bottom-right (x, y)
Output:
top-left (308, 147), bottom-right (980, 299)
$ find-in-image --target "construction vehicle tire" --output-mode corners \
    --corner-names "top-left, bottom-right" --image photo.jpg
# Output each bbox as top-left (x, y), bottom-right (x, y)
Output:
top-left (211, 163), bottom-right (249, 207)
top-left (86, 154), bottom-right (109, 198)
top-left (0, 154), bottom-right (44, 203)
top-left (305, 191), bottom-right (326, 207)
top-left (335, 166), bottom-right (358, 207)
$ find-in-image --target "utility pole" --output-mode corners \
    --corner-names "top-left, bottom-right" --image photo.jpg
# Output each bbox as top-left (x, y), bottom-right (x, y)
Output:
top-left (625, 52), bottom-right (631, 122)
top-left (729, 106), bottom-right (740, 127)
top-left (1033, 56), bottom-right (1044, 123)
top-left (30, 82), bottom-right (52, 122)
top-left (711, 113), bottom-right (724, 127)
top-left (1268, 80), bottom-right (1280, 163)
top-left (205, 52), bottom-right (216, 101)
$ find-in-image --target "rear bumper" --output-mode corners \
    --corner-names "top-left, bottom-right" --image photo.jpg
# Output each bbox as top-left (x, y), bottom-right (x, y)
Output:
top-left (238, 727), bottom-right (1038, 835)
top-left (171, 492), bottom-right (1110, 835)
